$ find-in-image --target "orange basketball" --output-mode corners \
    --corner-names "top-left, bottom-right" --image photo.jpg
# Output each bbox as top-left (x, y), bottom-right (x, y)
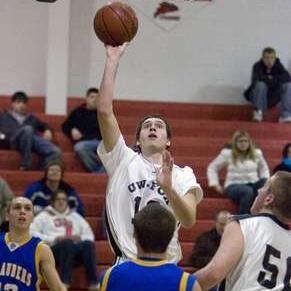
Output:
top-left (93, 2), bottom-right (138, 46)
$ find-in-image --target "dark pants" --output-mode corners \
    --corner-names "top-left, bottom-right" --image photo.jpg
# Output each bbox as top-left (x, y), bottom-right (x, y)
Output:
top-left (249, 81), bottom-right (291, 118)
top-left (12, 125), bottom-right (61, 169)
top-left (224, 178), bottom-right (267, 214)
top-left (51, 239), bottom-right (97, 286)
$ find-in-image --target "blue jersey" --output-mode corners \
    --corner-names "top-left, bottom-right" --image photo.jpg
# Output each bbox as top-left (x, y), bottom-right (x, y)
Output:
top-left (0, 233), bottom-right (43, 291)
top-left (101, 258), bottom-right (197, 291)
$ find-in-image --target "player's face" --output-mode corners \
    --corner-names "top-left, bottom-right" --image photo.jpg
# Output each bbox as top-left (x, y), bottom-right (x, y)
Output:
top-left (235, 137), bottom-right (250, 152)
top-left (86, 92), bottom-right (98, 109)
top-left (53, 192), bottom-right (68, 213)
top-left (7, 197), bottom-right (34, 230)
top-left (251, 178), bottom-right (273, 214)
top-left (138, 118), bottom-right (170, 152)
top-left (262, 52), bottom-right (276, 69)
top-left (11, 100), bottom-right (27, 114)
top-left (46, 165), bottom-right (62, 182)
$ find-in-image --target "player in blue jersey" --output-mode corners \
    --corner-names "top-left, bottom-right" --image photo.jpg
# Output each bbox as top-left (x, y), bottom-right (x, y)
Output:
top-left (0, 197), bottom-right (66, 291)
top-left (100, 203), bottom-right (201, 291)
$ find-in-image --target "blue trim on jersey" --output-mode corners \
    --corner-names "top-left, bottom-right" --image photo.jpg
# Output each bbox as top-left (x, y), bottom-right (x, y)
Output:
top-left (186, 274), bottom-right (196, 291)
top-left (0, 233), bottom-right (42, 291)
top-left (103, 259), bottom-right (197, 291)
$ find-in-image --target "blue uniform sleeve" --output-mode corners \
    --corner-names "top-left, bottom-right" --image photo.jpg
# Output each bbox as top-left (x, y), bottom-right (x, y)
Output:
top-left (186, 274), bottom-right (197, 291)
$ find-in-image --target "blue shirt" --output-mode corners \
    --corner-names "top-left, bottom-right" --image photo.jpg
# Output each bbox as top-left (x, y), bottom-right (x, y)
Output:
top-left (0, 233), bottom-right (43, 291)
top-left (101, 258), bottom-right (197, 291)
top-left (23, 179), bottom-right (84, 216)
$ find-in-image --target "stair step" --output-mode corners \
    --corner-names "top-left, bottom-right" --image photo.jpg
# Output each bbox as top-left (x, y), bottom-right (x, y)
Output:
top-left (2, 170), bottom-right (266, 199)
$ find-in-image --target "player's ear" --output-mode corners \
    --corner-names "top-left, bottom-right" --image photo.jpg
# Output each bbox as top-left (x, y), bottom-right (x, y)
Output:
top-left (166, 140), bottom-right (171, 148)
top-left (264, 193), bottom-right (275, 206)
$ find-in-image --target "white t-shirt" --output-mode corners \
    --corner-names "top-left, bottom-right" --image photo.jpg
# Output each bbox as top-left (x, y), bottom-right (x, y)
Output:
top-left (225, 214), bottom-right (291, 291)
top-left (98, 135), bottom-right (202, 263)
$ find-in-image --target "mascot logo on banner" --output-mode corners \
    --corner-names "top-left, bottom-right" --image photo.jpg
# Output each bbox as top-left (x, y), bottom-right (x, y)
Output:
top-left (127, 0), bottom-right (212, 31)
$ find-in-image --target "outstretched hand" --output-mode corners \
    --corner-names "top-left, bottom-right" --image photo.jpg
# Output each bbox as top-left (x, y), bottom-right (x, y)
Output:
top-left (106, 42), bottom-right (128, 62)
top-left (156, 150), bottom-right (174, 194)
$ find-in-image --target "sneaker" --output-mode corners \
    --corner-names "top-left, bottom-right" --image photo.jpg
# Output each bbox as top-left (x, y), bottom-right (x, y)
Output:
top-left (253, 110), bottom-right (263, 122)
top-left (279, 116), bottom-right (291, 123)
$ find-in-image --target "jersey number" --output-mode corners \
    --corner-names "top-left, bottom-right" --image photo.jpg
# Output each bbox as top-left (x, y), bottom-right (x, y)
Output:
top-left (257, 244), bottom-right (291, 290)
top-left (0, 283), bottom-right (18, 291)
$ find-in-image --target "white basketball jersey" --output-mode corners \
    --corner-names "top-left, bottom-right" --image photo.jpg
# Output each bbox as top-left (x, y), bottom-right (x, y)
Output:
top-left (225, 214), bottom-right (291, 291)
top-left (98, 135), bottom-right (202, 263)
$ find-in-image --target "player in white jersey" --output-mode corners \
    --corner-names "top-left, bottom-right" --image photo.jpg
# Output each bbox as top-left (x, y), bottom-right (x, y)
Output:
top-left (96, 43), bottom-right (203, 264)
top-left (195, 171), bottom-right (291, 291)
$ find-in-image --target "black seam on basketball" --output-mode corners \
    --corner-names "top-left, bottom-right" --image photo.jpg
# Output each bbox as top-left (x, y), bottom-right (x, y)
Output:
top-left (101, 8), bottom-right (118, 46)
top-left (108, 5), bottom-right (131, 40)
top-left (121, 6), bottom-right (138, 37)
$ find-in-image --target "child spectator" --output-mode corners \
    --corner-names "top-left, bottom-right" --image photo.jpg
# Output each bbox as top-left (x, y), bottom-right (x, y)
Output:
top-left (273, 143), bottom-right (291, 173)
top-left (23, 159), bottom-right (84, 216)
top-left (30, 189), bottom-right (98, 290)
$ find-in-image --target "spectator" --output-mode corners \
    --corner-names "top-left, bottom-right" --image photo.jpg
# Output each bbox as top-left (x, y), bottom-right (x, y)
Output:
top-left (273, 143), bottom-right (291, 173)
top-left (0, 176), bottom-right (14, 232)
top-left (62, 88), bottom-right (104, 173)
top-left (207, 130), bottom-right (270, 214)
top-left (23, 159), bottom-right (84, 216)
top-left (190, 210), bottom-right (231, 270)
top-left (30, 189), bottom-right (98, 291)
top-left (244, 47), bottom-right (291, 122)
top-left (0, 91), bottom-right (61, 170)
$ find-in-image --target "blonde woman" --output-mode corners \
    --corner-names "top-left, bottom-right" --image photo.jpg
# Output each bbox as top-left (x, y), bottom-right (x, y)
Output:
top-left (207, 130), bottom-right (270, 214)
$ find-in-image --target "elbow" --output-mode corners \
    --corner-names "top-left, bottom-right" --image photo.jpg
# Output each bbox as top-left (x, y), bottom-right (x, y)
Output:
top-left (181, 217), bottom-right (196, 229)
top-left (96, 107), bottom-right (112, 117)
top-left (206, 264), bottom-right (225, 286)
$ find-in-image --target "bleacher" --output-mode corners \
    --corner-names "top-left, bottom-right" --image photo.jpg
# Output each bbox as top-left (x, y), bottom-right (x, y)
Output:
top-left (1, 96), bottom-right (291, 290)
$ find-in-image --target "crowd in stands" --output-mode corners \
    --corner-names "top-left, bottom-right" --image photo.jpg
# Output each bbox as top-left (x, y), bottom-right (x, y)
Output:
top-left (0, 46), bottom-right (291, 290)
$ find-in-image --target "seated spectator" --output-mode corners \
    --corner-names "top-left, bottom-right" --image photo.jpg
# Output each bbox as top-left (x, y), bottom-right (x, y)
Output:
top-left (190, 210), bottom-right (231, 270)
top-left (0, 176), bottom-right (14, 232)
top-left (207, 130), bottom-right (270, 214)
top-left (23, 159), bottom-right (84, 216)
top-left (273, 143), bottom-right (291, 173)
top-left (62, 88), bottom-right (104, 173)
top-left (100, 203), bottom-right (201, 291)
top-left (244, 47), bottom-right (291, 122)
top-left (30, 189), bottom-right (98, 291)
top-left (0, 91), bottom-right (61, 170)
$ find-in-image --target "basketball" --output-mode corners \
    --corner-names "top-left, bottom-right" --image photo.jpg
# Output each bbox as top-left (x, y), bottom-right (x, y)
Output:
top-left (93, 2), bottom-right (138, 46)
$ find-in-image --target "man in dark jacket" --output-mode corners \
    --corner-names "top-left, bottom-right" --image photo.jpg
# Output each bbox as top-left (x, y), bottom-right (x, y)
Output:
top-left (0, 91), bottom-right (61, 170)
top-left (62, 88), bottom-right (104, 173)
top-left (244, 47), bottom-right (291, 122)
top-left (190, 210), bottom-right (231, 291)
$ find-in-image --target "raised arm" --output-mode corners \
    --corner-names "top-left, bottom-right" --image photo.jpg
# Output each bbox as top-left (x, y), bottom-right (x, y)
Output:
top-left (39, 243), bottom-right (67, 291)
top-left (156, 151), bottom-right (202, 228)
top-left (96, 43), bottom-right (128, 152)
top-left (195, 221), bottom-right (244, 290)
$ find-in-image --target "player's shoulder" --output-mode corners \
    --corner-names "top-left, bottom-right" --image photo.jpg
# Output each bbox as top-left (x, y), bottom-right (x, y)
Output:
top-left (232, 213), bottom-right (290, 230)
top-left (173, 164), bottom-right (193, 174)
